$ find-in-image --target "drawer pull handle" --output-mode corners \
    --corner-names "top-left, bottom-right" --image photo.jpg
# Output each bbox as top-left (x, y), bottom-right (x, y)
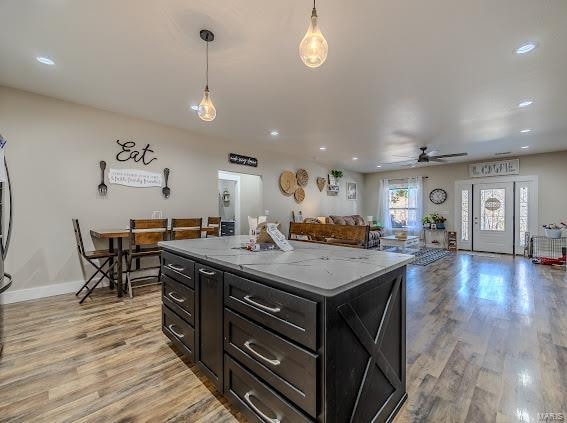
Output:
top-left (244, 340), bottom-right (281, 366)
top-left (244, 392), bottom-right (280, 423)
top-left (244, 295), bottom-right (281, 313)
top-left (167, 264), bottom-right (185, 273)
top-left (167, 324), bottom-right (184, 339)
top-left (198, 268), bottom-right (216, 277)
top-left (168, 292), bottom-right (185, 303)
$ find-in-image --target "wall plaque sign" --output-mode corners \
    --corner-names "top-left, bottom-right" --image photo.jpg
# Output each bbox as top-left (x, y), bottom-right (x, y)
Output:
top-left (116, 140), bottom-right (157, 165)
top-left (109, 168), bottom-right (162, 188)
top-left (469, 159), bottom-right (519, 178)
top-left (229, 153), bottom-right (258, 167)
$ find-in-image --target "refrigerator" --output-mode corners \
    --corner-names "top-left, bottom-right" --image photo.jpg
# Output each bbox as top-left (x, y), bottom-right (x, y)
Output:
top-left (0, 135), bottom-right (14, 355)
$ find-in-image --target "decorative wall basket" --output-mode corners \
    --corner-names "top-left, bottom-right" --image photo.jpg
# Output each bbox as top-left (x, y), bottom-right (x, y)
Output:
top-left (296, 169), bottom-right (309, 187)
top-left (316, 177), bottom-right (326, 192)
top-left (279, 170), bottom-right (297, 195)
top-left (294, 186), bottom-right (305, 203)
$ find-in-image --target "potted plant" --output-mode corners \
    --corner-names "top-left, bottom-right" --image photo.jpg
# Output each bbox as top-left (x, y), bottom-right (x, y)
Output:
top-left (422, 215), bottom-right (432, 229)
top-left (330, 169), bottom-right (344, 180)
top-left (430, 213), bottom-right (447, 229)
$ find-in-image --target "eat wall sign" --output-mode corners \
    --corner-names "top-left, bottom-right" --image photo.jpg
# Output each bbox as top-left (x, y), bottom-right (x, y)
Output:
top-left (116, 140), bottom-right (157, 165)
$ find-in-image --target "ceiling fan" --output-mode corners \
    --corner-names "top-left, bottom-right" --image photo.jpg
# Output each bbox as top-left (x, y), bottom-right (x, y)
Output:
top-left (387, 146), bottom-right (468, 166)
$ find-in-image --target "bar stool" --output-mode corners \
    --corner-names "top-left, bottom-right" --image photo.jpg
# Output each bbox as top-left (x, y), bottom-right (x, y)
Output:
top-left (125, 219), bottom-right (168, 298)
top-left (206, 216), bottom-right (221, 237)
top-left (170, 218), bottom-right (202, 240)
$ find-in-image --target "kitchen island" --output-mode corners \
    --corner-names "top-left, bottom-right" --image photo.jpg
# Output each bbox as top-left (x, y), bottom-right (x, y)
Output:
top-left (159, 235), bottom-right (414, 423)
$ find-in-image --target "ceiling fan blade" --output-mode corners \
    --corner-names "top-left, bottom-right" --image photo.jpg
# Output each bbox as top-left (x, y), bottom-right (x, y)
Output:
top-left (430, 152), bottom-right (468, 159)
top-left (429, 157), bottom-right (446, 162)
top-left (382, 158), bottom-right (417, 165)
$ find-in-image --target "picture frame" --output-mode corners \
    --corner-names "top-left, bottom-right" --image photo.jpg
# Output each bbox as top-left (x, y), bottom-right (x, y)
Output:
top-left (327, 174), bottom-right (339, 192)
top-left (346, 182), bottom-right (357, 200)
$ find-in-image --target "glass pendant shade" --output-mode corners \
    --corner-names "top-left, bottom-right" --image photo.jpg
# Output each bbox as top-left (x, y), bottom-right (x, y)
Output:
top-left (198, 86), bottom-right (216, 122)
top-left (299, 11), bottom-right (328, 68)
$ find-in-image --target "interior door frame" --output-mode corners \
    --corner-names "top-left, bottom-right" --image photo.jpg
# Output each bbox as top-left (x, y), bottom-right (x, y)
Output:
top-left (454, 175), bottom-right (538, 254)
top-left (218, 170), bottom-right (241, 234)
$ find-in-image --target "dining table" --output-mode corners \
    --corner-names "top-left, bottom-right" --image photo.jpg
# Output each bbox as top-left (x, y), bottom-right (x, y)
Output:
top-left (90, 225), bottom-right (220, 297)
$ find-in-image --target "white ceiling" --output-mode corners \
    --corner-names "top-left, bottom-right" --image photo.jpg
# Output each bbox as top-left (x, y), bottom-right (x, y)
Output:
top-left (1, 0), bottom-right (567, 173)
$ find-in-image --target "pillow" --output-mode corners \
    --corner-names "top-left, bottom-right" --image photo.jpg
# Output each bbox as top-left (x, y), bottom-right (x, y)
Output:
top-left (330, 215), bottom-right (346, 225)
top-left (352, 215), bottom-right (366, 226)
top-left (343, 216), bottom-right (355, 226)
top-left (303, 217), bottom-right (320, 224)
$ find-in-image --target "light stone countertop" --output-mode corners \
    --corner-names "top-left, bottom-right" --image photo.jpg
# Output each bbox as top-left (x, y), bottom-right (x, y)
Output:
top-left (159, 235), bottom-right (414, 296)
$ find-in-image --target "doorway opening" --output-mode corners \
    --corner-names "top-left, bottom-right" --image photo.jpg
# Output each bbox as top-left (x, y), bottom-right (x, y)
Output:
top-left (455, 176), bottom-right (538, 254)
top-left (218, 170), bottom-right (263, 235)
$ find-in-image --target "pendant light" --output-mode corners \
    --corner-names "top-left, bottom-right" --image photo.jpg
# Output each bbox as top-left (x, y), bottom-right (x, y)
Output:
top-left (198, 29), bottom-right (216, 122)
top-left (299, 0), bottom-right (328, 68)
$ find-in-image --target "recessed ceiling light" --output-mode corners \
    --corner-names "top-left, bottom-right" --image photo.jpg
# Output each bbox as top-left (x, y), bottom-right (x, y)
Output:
top-left (270, 130), bottom-right (279, 136)
top-left (190, 105), bottom-right (199, 111)
top-left (319, 146), bottom-right (326, 150)
top-left (352, 157), bottom-right (358, 160)
top-left (516, 42), bottom-right (537, 55)
top-left (520, 128), bottom-right (532, 133)
top-left (521, 145), bottom-right (530, 149)
top-left (376, 165), bottom-right (382, 168)
top-left (36, 56), bottom-right (55, 66)
top-left (518, 100), bottom-right (533, 108)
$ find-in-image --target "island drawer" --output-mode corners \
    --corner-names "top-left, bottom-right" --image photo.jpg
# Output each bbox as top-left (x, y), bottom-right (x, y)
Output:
top-left (162, 275), bottom-right (194, 326)
top-left (224, 308), bottom-right (318, 417)
top-left (224, 273), bottom-right (317, 351)
top-left (162, 251), bottom-right (195, 288)
top-left (224, 354), bottom-right (312, 423)
top-left (162, 305), bottom-right (195, 359)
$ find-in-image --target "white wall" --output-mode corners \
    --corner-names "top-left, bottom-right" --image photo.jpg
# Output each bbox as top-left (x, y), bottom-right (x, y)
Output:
top-left (363, 152), bottom-right (567, 233)
top-left (238, 173), bottom-right (263, 235)
top-left (0, 86), bottom-right (363, 295)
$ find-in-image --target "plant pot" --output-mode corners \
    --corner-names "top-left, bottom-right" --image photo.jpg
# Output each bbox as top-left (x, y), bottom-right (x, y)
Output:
top-left (544, 228), bottom-right (562, 239)
top-left (423, 224), bottom-right (431, 229)
top-left (436, 223), bottom-right (445, 229)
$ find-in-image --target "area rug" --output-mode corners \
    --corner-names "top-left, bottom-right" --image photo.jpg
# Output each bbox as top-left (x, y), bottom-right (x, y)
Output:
top-left (410, 248), bottom-right (452, 266)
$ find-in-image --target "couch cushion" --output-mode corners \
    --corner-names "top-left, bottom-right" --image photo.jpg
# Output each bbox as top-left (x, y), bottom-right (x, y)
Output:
top-left (329, 215), bottom-right (346, 225)
top-left (352, 215), bottom-right (366, 226)
top-left (343, 216), bottom-right (356, 226)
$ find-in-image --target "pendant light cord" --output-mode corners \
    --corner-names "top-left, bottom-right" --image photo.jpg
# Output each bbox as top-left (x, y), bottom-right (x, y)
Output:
top-left (205, 41), bottom-right (209, 89)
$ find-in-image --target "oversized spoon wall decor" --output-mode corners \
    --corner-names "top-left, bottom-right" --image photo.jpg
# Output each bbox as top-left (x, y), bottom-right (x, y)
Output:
top-left (162, 168), bottom-right (171, 198)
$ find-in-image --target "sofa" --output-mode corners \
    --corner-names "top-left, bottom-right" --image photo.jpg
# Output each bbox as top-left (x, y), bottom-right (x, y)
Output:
top-left (326, 215), bottom-right (383, 248)
top-left (289, 215), bottom-right (383, 249)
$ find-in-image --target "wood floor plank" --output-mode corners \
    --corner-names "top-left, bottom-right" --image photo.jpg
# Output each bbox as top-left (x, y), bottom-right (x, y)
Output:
top-left (1, 253), bottom-right (565, 422)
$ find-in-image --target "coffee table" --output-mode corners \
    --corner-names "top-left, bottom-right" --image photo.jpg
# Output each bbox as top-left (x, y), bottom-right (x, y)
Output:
top-left (380, 235), bottom-right (420, 252)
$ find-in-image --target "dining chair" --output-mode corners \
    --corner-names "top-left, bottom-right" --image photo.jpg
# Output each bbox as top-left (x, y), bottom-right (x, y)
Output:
top-left (170, 218), bottom-right (202, 240)
top-left (258, 215), bottom-right (267, 224)
top-left (126, 218), bottom-right (168, 298)
top-left (248, 216), bottom-right (258, 235)
top-left (72, 219), bottom-right (118, 304)
top-left (206, 216), bottom-right (221, 237)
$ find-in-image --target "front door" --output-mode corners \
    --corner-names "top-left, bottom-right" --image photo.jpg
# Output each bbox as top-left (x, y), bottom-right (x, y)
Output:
top-left (473, 182), bottom-right (514, 254)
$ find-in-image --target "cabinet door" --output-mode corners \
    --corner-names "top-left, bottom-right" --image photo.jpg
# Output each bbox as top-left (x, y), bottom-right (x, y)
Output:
top-left (195, 264), bottom-right (224, 390)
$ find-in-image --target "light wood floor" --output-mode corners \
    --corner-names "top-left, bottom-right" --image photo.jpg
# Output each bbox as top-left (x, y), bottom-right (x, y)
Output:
top-left (1, 253), bottom-right (565, 422)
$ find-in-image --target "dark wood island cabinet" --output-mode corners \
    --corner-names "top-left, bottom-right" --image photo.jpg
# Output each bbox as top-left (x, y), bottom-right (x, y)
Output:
top-left (159, 236), bottom-right (413, 423)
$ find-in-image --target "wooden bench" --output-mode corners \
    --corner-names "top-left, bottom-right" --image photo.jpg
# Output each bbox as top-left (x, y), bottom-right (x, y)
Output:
top-left (288, 222), bottom-right (370, 249)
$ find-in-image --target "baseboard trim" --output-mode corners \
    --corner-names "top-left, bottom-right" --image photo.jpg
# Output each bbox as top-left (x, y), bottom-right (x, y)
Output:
top-left (0, 279), bottom-right (104, 304)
